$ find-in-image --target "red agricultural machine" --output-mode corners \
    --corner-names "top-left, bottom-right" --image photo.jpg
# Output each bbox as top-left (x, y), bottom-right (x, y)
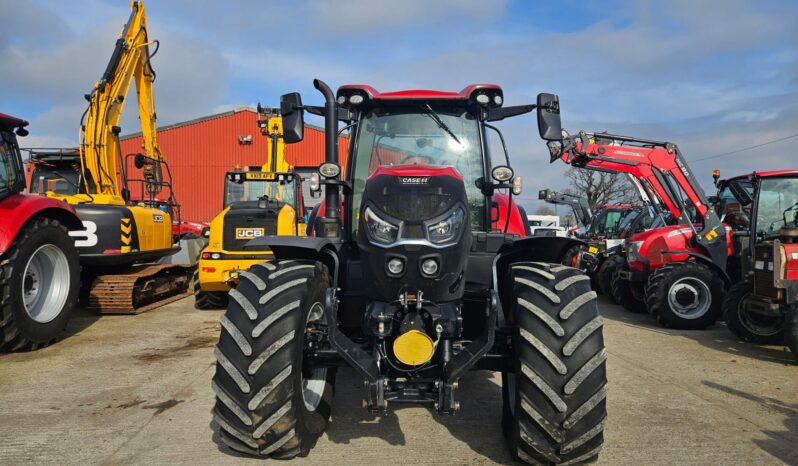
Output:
top-left (714, 170), bottom-right (798, 359)
top-left (209, 83), bottom-right (607, 464)
top-left (540, 106), bottom-right (731, 330)
top-left (0, 114), bottom-right (83, 351)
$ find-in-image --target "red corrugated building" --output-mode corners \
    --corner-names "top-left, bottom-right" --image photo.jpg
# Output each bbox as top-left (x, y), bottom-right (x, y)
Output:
top-left (120, 107), bottom-right (349, 222)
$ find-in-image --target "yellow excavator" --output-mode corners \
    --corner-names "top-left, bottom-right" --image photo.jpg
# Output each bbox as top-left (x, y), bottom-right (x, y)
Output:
top-left (194, 107), bottom-right (308, 308)
top-left (31, 1), bottom-right (191, 313)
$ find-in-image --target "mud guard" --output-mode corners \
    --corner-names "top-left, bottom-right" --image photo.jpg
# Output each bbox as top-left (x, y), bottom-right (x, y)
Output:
top-left (244, 236), bottom-right (341, 284)
top-left (664, 249), bottom-right (731, 286)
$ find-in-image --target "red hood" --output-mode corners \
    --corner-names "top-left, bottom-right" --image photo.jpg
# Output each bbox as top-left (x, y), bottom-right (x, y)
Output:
top-left (368, 164), bottom-right (463, 181)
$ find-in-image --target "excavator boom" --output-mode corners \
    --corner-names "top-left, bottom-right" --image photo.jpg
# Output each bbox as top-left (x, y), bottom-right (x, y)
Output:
top-left (81, 1), bottom-right (163, 199)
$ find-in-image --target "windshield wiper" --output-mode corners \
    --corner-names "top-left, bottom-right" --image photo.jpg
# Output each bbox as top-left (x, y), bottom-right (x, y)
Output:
top-left (423, 104), bottom-right (462, 146)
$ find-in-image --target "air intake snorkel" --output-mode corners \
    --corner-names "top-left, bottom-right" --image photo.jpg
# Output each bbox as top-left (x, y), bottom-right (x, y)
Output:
top-left (314, 79), bottom-right (341, 238)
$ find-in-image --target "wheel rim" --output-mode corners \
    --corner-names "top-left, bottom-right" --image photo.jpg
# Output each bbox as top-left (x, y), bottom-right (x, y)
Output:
top-left (666, 276), bottom-right (711, 319)
top-left (22, 244), bottom-right (71, 323)
top-left (737, 294), bottom-right (783, 337)
top-left (303, 302), bottom-right (327, 412)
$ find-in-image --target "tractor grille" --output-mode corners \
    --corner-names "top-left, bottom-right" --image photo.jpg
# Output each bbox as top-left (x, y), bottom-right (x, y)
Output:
top-left (753, 244), bottom-right (778, 298)
top-left (223, 207), bottom-right (279, 251)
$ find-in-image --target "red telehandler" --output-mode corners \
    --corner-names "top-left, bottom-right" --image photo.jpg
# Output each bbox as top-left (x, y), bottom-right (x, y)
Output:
top-left (538, 98), bottom-right (732, 329)
top-left (0, 114), bottom-right (83, 351)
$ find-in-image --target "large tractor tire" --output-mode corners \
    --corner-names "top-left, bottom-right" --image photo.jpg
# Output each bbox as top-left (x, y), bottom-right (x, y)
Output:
top-left (1, 218), bottom-right (80, 352)
top-left (645, 261), bottom-right (722, 330)
top-left (722, 281), bottom-right (783, 344)
top-left (785, 306), bottom-right (798, 362)
top-left (610, 267), bottom-right (647, 313)
top-left (502, 262), bottom-right (607, 465)
top-left (597, 254), bottom-right (624, 300)
top-left (193, 269), bottom-right (229, 310)
top-left (212, 260), bottom-right (335, 459)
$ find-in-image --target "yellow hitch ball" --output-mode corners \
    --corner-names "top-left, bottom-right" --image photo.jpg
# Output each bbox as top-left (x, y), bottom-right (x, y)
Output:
top-left (393, 329), bottom-right (434, 366)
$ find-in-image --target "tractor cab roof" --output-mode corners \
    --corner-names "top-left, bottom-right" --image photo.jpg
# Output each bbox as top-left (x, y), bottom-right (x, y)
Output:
top-left (336, 84), bottom-right (504, 109)
top-left (718, 169), bottom-right (798, 184)
top-left (0, 112), bottom-right (28, 131)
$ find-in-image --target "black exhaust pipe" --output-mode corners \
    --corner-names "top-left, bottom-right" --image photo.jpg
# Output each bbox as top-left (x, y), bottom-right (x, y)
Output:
top-left (314, 79), bottom-right (341, 233)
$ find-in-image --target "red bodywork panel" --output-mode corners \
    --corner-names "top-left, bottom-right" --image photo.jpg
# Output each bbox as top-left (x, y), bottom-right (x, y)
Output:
top-left (0, 113), bottom-right (28, 130)
top-left (173, 220), bottom-right (209, 237)
top-left (491, 193), bottom-right (527, 236)
top-left (627, 225), bottom-right (733, 272)
top-left (0, 193), bottom-right (80, 254)
top-left (338, 84), bottom-right (502, 102)
top-left (782, 243), bottom-right (798, 281)
top-left (720, 170), bottom-right (798, 183)
top-left (368, 164), bottom-right (464, 182)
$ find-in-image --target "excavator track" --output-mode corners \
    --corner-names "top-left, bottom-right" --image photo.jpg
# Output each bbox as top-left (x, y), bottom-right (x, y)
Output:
top-left (88, 264), bottom-right (193, 314)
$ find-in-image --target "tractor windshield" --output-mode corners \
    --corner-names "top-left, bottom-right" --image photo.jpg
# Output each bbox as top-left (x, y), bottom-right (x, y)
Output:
top-left (754, 177), bottom-right (798, 240)
top-left (0, 137), bottom-right (18, 197)
top-left (224, 175), bottom-right (296, 209)
top-left (350, 107), bottom-right (484, 233)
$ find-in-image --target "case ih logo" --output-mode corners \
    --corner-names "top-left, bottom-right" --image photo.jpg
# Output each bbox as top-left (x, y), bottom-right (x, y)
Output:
top-left (236, 228), bottom-right (265, 239)
top-left (399, 177), bottom-right (430, 185)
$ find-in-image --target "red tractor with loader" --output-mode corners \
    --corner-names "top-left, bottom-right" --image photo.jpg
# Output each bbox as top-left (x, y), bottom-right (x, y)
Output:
top-left (0, 114), bottom-right (83, 351)
top-left (540, 109), bottom-right (732, 330)
top-left (714, 170), bottom-right (798, 359)
top-left (209, 83), bottom-right (608, 465)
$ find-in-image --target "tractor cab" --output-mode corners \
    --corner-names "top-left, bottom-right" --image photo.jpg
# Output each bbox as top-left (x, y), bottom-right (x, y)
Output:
top-left (0, 113), bottom-right (29, 200)
top-left (718, 170), bottom-right (798, 358)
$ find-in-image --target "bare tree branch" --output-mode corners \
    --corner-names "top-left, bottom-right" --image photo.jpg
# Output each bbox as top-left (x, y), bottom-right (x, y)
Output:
top-left (564, 168), bottom-right (636, 208)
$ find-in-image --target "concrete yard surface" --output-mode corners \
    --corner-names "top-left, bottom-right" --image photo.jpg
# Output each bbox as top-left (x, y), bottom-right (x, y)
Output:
top-left (0, 296), bottom-right (796, 465)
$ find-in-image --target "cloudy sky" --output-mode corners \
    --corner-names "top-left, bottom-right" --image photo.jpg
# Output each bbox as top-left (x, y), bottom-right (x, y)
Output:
top-left (2, 0), bottom-right (797, 212)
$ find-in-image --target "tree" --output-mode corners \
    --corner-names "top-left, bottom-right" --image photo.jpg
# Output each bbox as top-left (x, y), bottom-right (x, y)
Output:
top-left (535, 205), bottom-right (555, 216)
top-left (564, 167), bottom-right (635, 208)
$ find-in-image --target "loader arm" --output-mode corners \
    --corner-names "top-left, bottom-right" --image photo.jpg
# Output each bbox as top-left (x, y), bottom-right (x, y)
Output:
top-left (548, 131), bottom-right (727, 265)
top-left (538, 188), bottom-right (592, 227)
top-left (80, 1), bottom-right (163, 200)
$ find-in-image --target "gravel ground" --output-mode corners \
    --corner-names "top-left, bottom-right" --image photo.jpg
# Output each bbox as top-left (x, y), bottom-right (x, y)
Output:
top-left (0, 296), bottom-right (796, 465)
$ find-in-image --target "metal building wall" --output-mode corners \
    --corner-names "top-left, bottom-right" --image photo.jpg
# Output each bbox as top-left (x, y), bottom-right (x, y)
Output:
top-left (120, 108), bottom-right (349, 222)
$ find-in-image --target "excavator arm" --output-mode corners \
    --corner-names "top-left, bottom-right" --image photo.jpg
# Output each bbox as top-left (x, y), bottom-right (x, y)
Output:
top-left (80, 1), bottom-right (163, 200)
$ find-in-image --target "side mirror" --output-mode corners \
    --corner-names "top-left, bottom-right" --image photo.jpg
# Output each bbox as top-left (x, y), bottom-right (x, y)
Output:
top-left (280, 92), bottom-right (305, 144)
top-left (134, 153), bottom-right (145, 169)
top-left (536, 93), bottom-right (561, 141)
top-left (729, 180), bottom-right (753, 206)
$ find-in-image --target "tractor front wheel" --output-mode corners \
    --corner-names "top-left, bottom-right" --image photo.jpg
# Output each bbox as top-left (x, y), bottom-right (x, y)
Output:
top-left (598, 254), bottom-right (624, 300)
top-left (502, 262), bottom-right (607, 465)
top-left (193, 269), bottom-right (229, 310)
top-left (722, 281), bottom-right (783, 344)
top-left (645, 261), bottom-right (722, 330)
top-left (610, 267), bottom-right (647, 313)
top-left (212, 260), bottom-right (334, 458)
top-left (1, 218), bottom-right (80, 352)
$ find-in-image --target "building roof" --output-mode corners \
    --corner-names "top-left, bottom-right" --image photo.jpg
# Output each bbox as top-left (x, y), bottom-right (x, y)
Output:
top-left (119, 106), bottom-right (337, 141)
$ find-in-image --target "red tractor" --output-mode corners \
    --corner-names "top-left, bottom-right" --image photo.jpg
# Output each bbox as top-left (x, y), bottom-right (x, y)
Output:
top-left (714, 170), bottom-right (798, 359)
top-left (540, 107), bottom-right (732, 330)
top-left (209, 83), bottom-right (607, 465)
top-left (0, 114), bottom-right (82, 351)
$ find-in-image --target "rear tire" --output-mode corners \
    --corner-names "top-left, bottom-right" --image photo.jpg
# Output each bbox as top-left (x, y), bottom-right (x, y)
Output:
top-left (194, 269), bottom-right (229, 310)
top-left (502, 262), bottom-right (607, 465)
top-left (722, 281), bottom-right (783, 344)
top-left (597, 255), bottom-right (624, 300)
top-left (1, 218), bottom-right (80, 352)
top-left (212, 259), bottom-right (334, 458)
top-left (610, 267), bottom-right (647, 313)
top-left (645, 261), bottom-right (722, 330)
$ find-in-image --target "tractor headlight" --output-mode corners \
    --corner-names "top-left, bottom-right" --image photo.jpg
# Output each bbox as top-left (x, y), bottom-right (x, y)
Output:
top-left (627, 241), bottom-right (644, 262)
top-left (426, 207), bottom-right (465, 244)
top-left (364, 207), bottom-right (399, 245)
